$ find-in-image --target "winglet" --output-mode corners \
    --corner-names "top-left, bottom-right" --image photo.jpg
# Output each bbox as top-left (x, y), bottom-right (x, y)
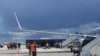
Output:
top-left (14, 12), bottom-right (23, 30)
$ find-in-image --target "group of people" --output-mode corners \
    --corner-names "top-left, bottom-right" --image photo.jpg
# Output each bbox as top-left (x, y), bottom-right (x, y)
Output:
top-left (6, 43), bottom-right (21, 49)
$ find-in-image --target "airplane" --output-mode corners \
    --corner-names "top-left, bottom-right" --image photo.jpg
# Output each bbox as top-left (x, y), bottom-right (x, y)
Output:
top-left (14, 12), bottom-right (96, 37)
top-left (14, 12), bottom-right (100, 56)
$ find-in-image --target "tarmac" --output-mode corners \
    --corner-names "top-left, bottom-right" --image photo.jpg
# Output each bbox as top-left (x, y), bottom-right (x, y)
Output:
top-left (0, 45), bottom-right (73, 56)
top-left (0, 45), bottom-right (100, 56)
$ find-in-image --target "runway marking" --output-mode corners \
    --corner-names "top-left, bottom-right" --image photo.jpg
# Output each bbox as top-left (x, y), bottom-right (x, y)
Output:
top-left (15, 50), bottom-right (20, 56)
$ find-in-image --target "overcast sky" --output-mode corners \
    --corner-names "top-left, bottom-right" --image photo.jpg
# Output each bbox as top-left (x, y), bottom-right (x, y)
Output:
top-left (0, 0), bottom-right (100, 43)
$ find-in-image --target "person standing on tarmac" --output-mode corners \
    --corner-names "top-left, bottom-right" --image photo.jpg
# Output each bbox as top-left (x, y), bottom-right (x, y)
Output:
top-left (45, 42), bottom-right (50, 49)
top-left (69, 42), bottom-right (74, 52)
top-left (29, 42), bottom-right (31, 55)
top-left (31, 42), bottom-right (36, 56)
top-left (77, 42), bottom-right (82, 56)
top-left (18, 43), bottom-right (21, 49)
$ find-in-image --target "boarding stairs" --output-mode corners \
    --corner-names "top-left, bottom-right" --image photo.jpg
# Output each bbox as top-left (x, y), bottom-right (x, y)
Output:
top-left (81, 36), bottom-right (100, 56)
top-left (62, 35), bottom-right (83, 47)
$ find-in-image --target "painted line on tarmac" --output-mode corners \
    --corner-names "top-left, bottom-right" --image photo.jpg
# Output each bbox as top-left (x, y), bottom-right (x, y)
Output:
top-left (15, 50), bottom-right (20, 56)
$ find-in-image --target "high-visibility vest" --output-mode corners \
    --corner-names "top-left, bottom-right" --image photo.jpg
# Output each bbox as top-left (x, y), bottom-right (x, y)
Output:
top-left (69, 43), bottom-right (74, 48)
top-left (31, 44), bottom-right (36, 52)
top-left (46, 43), bottom-right (49, 47)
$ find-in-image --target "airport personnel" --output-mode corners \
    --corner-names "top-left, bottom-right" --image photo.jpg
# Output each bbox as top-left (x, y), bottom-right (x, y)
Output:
top-left (31, 42), bottom-right (36, 56)
top-left (28, 42), bottom-right (31, 55)
top-left (45, 42), bottom-right (50, 49)
top-left (69, 42), bottom-right (74, 52)
top-left (78, 42), bottom-right (82, 56)
top-left (7, 43), bottom-right (11, 49)
top-left (18, 43), bottom-right (21, 49)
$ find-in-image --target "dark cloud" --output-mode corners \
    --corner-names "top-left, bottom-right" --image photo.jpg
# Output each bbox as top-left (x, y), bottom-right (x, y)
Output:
top-left (0, 0), bottom-right (100, 30)
top-left (0, 0), bottom-right (100, 42)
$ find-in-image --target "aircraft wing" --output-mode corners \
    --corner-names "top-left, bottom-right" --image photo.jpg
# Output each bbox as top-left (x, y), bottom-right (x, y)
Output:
top-left (14, 12), bottom-right (97, 37)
